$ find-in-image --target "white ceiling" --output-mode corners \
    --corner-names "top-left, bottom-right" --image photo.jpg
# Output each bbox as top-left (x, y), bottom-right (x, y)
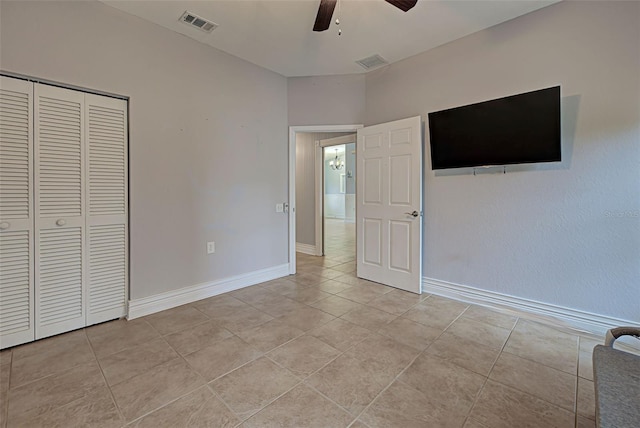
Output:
top-left (102, 0), bottom-right (559, 77)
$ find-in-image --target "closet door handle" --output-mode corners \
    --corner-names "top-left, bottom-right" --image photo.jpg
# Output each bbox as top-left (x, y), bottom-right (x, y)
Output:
top-left (56, 219), bottom-right (66, 226)
top-left (0, 222), bottom-right (9, 230)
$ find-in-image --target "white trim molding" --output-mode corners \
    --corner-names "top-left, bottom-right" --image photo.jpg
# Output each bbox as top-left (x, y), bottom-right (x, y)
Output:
top-left (128, 264), bottom-right (290, 320)
top-left (422, 277), bottom-right (640, 341)
top-left (296, 243), bottom-right (317, 256)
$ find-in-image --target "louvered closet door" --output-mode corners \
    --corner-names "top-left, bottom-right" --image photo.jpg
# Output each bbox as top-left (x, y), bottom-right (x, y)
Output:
top-left (34, 84), bottom-right (86, 339)
top-left (0, 77), bottom-right (35, 348)
top-left (85, 94), bottom-right (128, 325)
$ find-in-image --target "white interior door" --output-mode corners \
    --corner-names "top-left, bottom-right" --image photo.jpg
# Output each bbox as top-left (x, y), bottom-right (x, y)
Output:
top-left (356, 116), bottom-right (422, 294)
top-left (1, 78), bottom-right (128, 348)
top-left (85, 94), bottom-right (128, 325)
top-left (34, 83), bottom-right (86, 339)
top-left (0, 76), bottom-right (35, 348)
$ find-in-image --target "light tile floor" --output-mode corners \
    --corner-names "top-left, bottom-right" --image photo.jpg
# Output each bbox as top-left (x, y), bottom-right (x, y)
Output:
top-left (0, 219), bottom-right (605, 427)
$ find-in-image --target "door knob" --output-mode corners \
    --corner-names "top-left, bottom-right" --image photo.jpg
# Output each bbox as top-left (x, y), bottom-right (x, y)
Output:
top-left (56, 219), bottom-right (66, 226)
top-left (405, 211), bottom-right (419, 218)
top-left (0, 222), bottom-right (9, 230)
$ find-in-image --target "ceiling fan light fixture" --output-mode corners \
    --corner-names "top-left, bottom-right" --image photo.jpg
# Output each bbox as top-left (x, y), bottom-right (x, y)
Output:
top-left (329, 148), bottom-right (345, 170)
top-left (314, 0), bottom-right (417, 32)
top-left (313, 0), bottom-right (338, 32)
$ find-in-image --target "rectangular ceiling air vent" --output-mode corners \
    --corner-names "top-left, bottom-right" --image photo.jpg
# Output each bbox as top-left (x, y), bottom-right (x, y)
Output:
top-left (355, 54), bottom-right (388, 70)
top-left (180, 11), bottom-right (218, 33)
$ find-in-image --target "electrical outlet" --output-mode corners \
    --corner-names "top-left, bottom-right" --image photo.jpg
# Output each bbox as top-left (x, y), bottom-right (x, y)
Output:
top-left (207, 241), bottom-right (215, 254)
top-left (276, 203), bottom-right (284, 213)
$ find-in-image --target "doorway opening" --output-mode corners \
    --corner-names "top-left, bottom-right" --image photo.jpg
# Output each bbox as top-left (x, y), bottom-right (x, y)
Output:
top-left (289, 116), bottom-right (423, 294)
top-left (319, 135), bottom-right (356, 264)
top-left (288, 125), bottom-right (362, 274)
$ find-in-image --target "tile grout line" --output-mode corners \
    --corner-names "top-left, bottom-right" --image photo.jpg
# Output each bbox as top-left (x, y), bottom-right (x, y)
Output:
top-left (369, 302), bottom-right (512, 424)
top-left (2, 352), bottom-right (12, 427)
top-left (493, 317), bottom-right (581, 376)
top-left (106, 315), bottom-right (229, 425)
top-left (5, 331), bottom-right (118, 424)
top-left (207, 334), bottom-right (335, 425)
top-left (99, 335), bottom-right (181, 389)
top-left (262, 256), bottom-right (375, 427)
top-left (201, 383), bottom-right (244, 428)
top-left (350, 340), bottom-right (427, 424)
top-left (465, 317), bottom-right (520, 424)
top-left (85, 318), bottom-right (159, 361)
top-left (236, 313), bottom-right (381, 426)
top-left (307, 384), bottom-right (365, 427)
top-left (346, 301), bottom-right (473, 424)
top-left (232, 376), bottom-right (304, 425)
top-left (4, 344), bottom-right (87, 391)
top-left (193, 335), bottom-right (264, 385)
top-left (466, 317), bottom-right (585, 425)
top-left (124, 384), bottom-right (206, 425)
top-left (124, 334), bottom-right (222, 426)
top-left (145, 310), bottom-right (255, 424)
top-left (83, 327), bottom-right (127, 426)
top-left (298, 287), bottom-right (474, 425)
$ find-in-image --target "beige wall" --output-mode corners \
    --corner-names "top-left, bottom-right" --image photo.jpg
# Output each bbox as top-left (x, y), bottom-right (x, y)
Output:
top-left (288, 74), bottom-right (366, 126)
top-left (365, 1), bottom-right (640, 322)
top-left (0, 1), bottom-right (289, 299)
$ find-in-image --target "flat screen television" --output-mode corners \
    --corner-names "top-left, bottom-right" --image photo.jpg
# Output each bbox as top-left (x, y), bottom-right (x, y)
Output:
top-left (428, 86), bottom-right (561, 170)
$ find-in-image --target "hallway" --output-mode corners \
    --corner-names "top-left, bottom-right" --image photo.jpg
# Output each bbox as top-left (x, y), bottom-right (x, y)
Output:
top-left (323, 218), bottom-right (355, 262)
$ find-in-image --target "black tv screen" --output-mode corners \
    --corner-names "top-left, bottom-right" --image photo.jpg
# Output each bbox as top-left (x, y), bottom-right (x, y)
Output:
top-left (428, 86), bottom-right (561, 170)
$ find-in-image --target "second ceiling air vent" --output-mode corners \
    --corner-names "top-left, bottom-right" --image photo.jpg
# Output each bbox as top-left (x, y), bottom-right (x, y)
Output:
top-left (355, 54), bottom-right (389, 70)
top-left (180, 11), bottom-right (218, 33)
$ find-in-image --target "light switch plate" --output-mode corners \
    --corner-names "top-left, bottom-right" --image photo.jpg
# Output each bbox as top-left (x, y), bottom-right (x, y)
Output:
top-left (207, 241), bottom-right (215, 254)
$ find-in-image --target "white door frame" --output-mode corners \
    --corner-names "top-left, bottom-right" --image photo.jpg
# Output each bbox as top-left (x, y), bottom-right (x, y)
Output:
top-left (315, 134), bottom-right (357, 257)
top-left (288, 125), bottom-right (362, 274)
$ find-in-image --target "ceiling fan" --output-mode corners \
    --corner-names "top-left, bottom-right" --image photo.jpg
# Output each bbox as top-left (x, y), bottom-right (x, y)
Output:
top-left (313, 0), bottom-right (418, 32)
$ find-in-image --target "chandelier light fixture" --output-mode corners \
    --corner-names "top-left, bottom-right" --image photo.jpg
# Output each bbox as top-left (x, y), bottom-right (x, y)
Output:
top-left (329, 148), bottom-right (345, 170)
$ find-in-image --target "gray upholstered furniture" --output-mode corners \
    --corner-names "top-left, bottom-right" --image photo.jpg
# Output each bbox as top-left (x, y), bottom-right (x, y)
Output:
top-left (592, 327), bottom-right (640, 428)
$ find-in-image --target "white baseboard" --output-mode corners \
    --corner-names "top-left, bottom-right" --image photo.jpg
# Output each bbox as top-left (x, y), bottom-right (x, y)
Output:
top-left (296, 243), bottom-right (317, 256)
top-left (422, 277), bottom-right (640, 347)
top-left (128, 264), bottom-right (290, 320)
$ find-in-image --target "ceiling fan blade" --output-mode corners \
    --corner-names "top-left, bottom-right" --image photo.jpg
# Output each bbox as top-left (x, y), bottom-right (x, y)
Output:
top-left (385, 0), bottom-right (418, 12)
top-left (313, 0), bottom-right (337, 32)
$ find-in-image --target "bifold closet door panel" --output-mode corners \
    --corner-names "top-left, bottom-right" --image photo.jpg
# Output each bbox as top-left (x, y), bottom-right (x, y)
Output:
top-left (34, 83), bottom-right (86, 340)
top-left (0, 76), bottom-right (35, 349)
top-left (85, 94), bottom-right (128, 325)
